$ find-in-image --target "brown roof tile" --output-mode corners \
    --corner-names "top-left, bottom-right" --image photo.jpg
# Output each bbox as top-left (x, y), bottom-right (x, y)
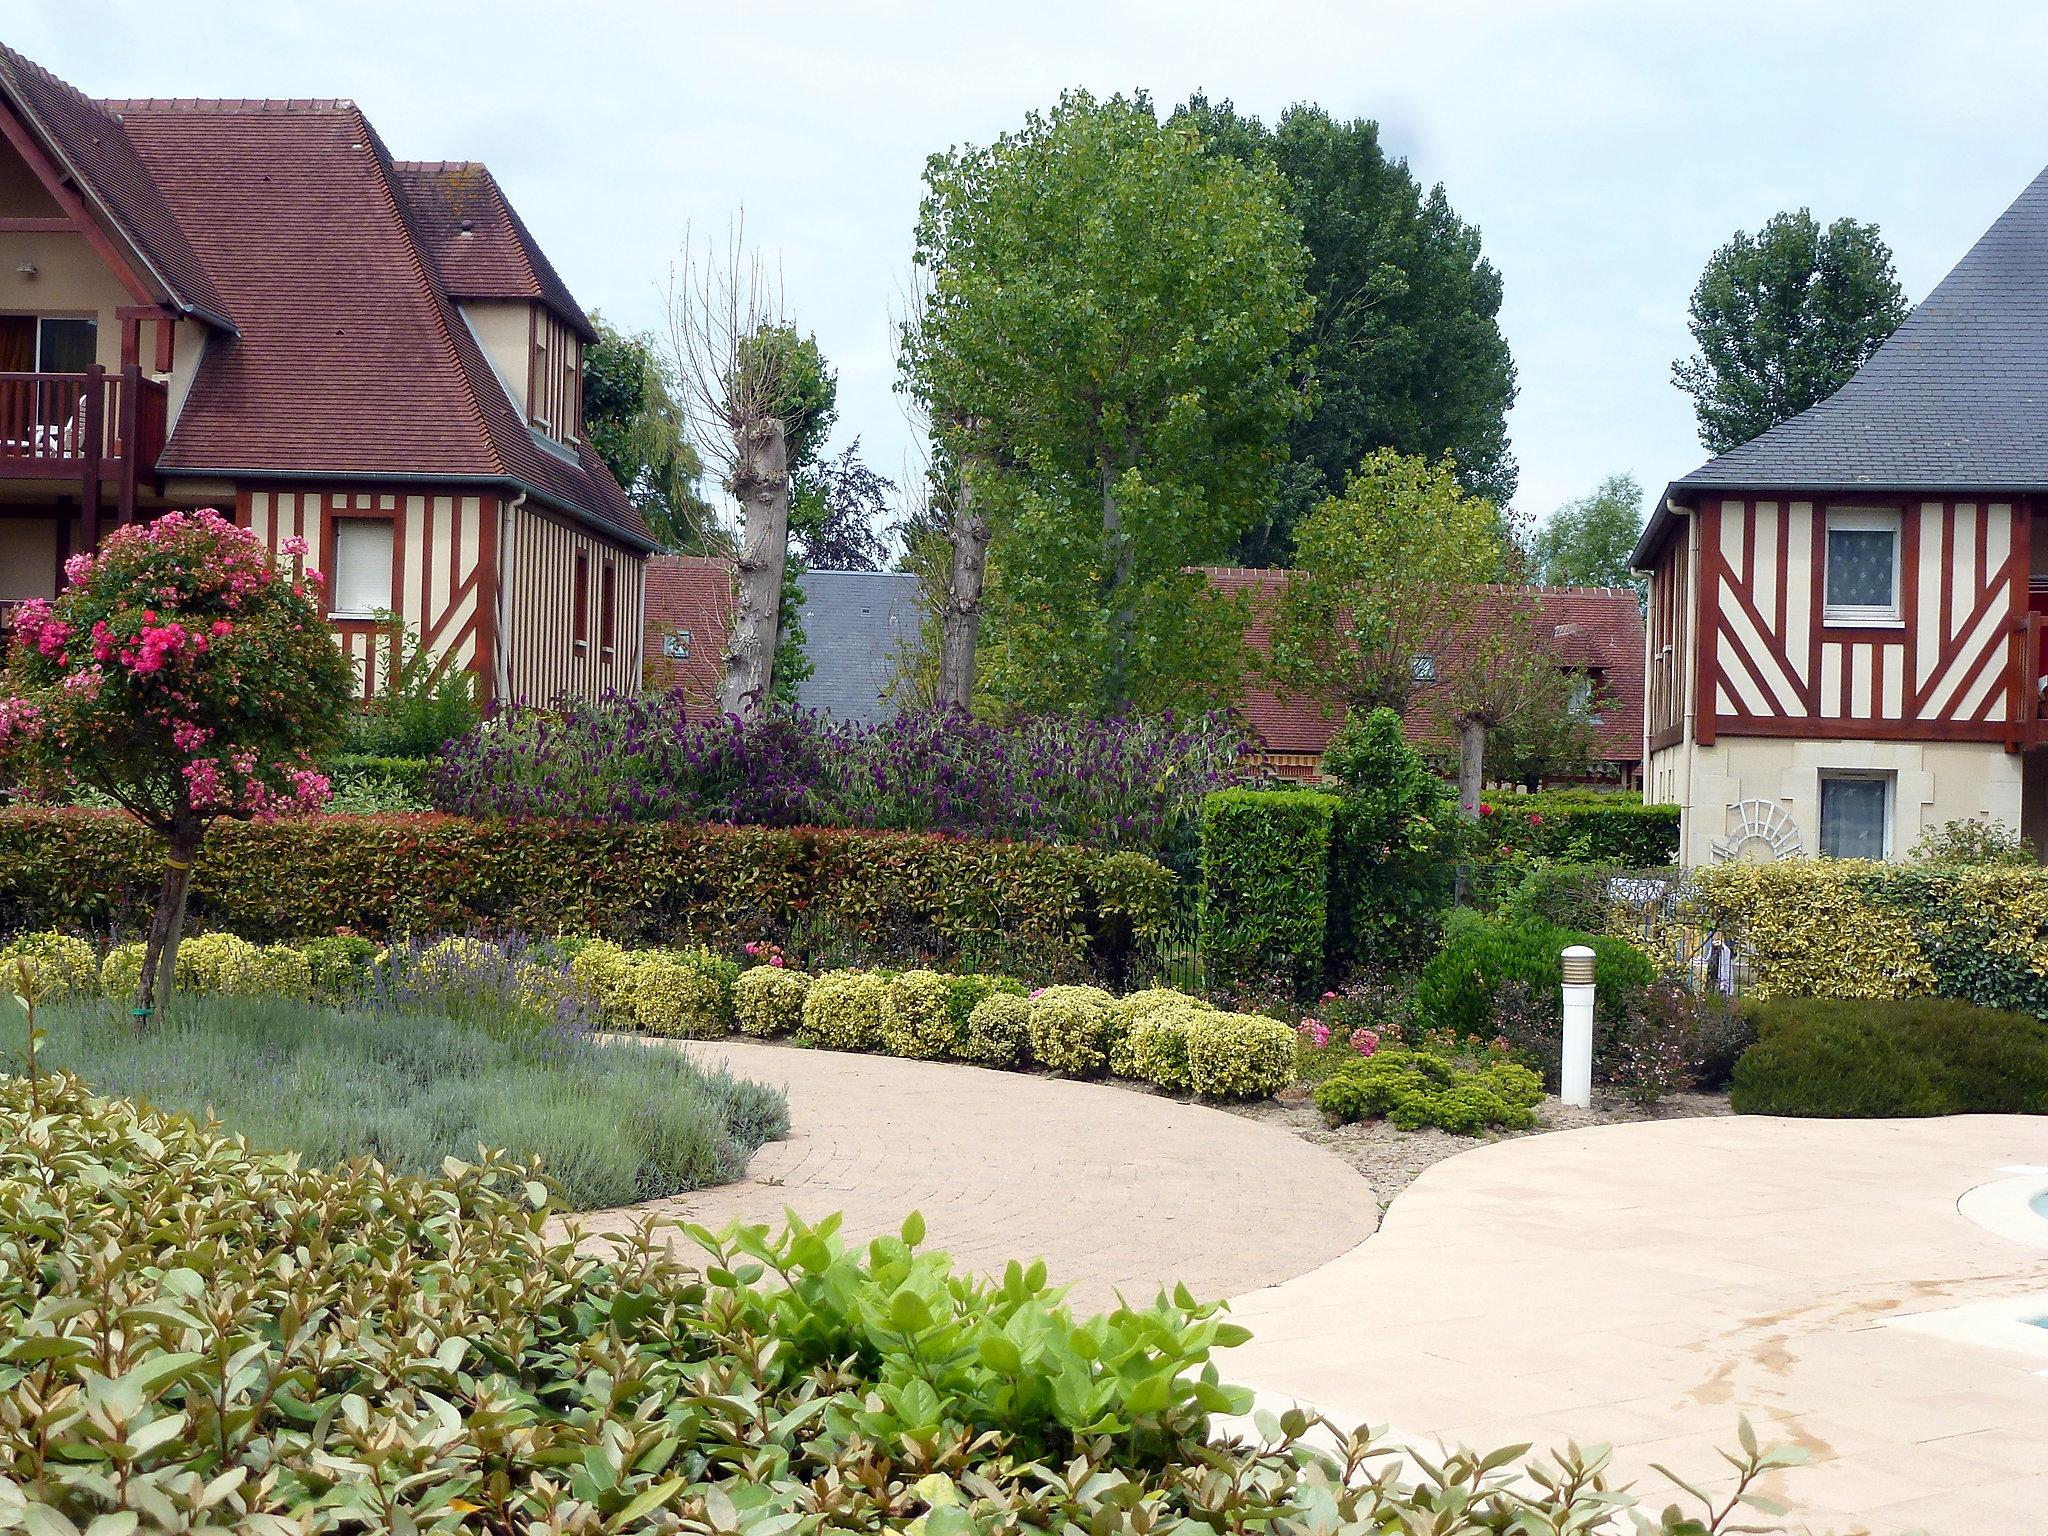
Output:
top-left (395, 161), bottom-right (596, 342)
top-left (643, 555), bottom-right (733, 711)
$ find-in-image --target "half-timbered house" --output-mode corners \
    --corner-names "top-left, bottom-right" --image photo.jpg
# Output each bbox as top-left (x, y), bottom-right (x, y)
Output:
top-left (1637, 164), bottom-right (2048, 864)
top-left (0, 43), bottom-right (653, 704)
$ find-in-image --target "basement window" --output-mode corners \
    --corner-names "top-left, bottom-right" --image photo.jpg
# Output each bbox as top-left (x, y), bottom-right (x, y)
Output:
top-left (1819, 772), bottom-right (1893, 860)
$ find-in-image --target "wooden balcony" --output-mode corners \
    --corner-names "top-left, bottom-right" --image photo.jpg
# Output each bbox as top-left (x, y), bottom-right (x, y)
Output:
top-left (0, 363), bottom-right (168, 537)
top-left (2012, 609), bottom-right (2047, 751)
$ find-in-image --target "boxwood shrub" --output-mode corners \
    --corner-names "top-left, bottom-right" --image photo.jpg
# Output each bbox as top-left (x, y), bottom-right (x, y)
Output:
top-left (1198, 788), bottom-right (1339, 995)
top-left (1415, 912), bottom-right (1655, 1037)
top-left (1478, 793), bottom-right (1681, 867)
top-left (1729, 995), bottom-right (2048, 1117)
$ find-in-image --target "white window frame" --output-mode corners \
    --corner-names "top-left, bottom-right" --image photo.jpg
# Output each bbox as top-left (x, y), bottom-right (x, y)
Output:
top-left (329, 518), bottom-right (395, 620)
top-left (1822, 506), bottom-right (1903, 626)
top-left (1818, 770), bottom-right (1894, 860)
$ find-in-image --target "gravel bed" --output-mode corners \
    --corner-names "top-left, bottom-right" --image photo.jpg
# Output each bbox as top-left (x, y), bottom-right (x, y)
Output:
top-left (1224, 1086), bottom-right (1732, 1210)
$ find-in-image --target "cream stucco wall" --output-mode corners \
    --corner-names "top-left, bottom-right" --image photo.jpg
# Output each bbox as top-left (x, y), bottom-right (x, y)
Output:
top-left (0, 233), bottom-right (134, 371)
top-left (1670, 734), bottom-right (2023, 866)
top-left (460, 301), bottom-right (533, 414)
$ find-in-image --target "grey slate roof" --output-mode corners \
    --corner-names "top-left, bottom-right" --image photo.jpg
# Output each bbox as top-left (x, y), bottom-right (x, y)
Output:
top-left (792, 570), bottom-right (922, 725)
top-left (1639, 162), bottom-right (2048, 565)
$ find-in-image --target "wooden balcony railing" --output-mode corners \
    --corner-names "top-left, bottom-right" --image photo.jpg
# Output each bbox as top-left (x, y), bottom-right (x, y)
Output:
top-left (2011, 609), bottom-right (2045, 752)
top-left (0, 363), bottom-right (168, 533)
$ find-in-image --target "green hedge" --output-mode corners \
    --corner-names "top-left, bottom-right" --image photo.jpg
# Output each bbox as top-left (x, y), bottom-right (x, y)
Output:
top-left (1415, 912), bottom-right (1656, 1037)
top-left (1478, 794), bottom-right (1680, 866)
top-left (1730, 995), bottom-right (2048, 1116)
top-left (0, 809), bottom-right (1176, 979)
top-left (1198, 788), bottom-right (1338, 994)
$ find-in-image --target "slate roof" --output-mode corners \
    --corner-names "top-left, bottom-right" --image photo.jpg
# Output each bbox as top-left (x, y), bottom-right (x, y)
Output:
top-left (1204, 568), bottom-right (1646, 769)
top-left (0, 45), bottom-right (647, 550)
top-left (792, 570), bottom-right (921, 724)
top-left (1640, 162), bottom-right (2048, 564)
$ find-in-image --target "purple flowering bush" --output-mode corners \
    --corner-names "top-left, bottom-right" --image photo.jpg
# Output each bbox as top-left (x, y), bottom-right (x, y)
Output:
top-left (432, 695), bottom-right (1254, 860)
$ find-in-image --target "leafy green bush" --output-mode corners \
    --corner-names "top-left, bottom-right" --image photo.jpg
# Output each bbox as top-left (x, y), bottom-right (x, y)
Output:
top-left (1911, 816), bottom-right (2034, 866)
top-left (735, 963), bottom-right (811, 1037)
top-left (1108, 987), bottom-right (1210, 1078)
top-left (882, 968), bottom-right (960, 1059)
top-left (1323, 708), bottom-right (1454, 972)
top-left (622, 948), bottom-right (738, 1037)
top-left (1477, 794), bottom-right (1680, 866)
top-left (1124, 1004), bottom-right (1206, 1092)
top-left (1198, 788), bottom-right (1339, 995)
top-left (1730, 996), bottom-right (2048, 1117)
top-left (321, 753), bottom-right (437, 813)
top-left (1186, 1011), bottom-right (1297, 1101)
top-left (961, 990), bottom-right (1033, 1066)
top-left (301, 933), bottom-right (377, 1004)
top-left (1027, 984), bottom-right (1119, 1076)
top-left (1316, 1049), bottom-right (1545, 1132)
top-left (0, 808), bottom-right (1175, 983)
top-left (0, 929), bottom-right (95, 999)
top-left (0, 1072), bottom-right (1791, 1531)
top-left (801, 970), bottom-right (889, 1051)
top-left (23, 994), bottom-right (786, 1209)
top-left (1416, 913), bottom-right (1654, 1037)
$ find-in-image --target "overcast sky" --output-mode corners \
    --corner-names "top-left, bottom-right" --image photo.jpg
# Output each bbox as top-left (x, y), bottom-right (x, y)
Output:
top-left (17, 2), bottom-right (2048, 536)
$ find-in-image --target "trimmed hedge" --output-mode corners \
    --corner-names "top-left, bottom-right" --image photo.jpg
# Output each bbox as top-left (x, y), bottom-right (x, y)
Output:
top-left (0, 809), bottom-right (1176, 980)
top-left (1730, 995), bottom-right (2048, 1116)
top-left (1198, 788), bottom-right (1339, 994)
top-left (1692, 860), bottom-right (2048, 1013)
top-left (1415, 912), bottom-right (1656, 1037)
top-left (1478, 794), bottom-right (1681, 867)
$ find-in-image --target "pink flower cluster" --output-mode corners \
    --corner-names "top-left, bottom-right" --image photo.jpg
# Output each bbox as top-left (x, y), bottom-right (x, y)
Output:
top-left (1297, 1017), bottom-right (1330, 1049)
top-left (0, 696), bottom-right (43, 744)
top-left (182, 752), bottom-right (331, 819)
top-left (742, 939), bottom-right (787, 968)
top-left (1349, 1028), bottom-right (1380, 1058)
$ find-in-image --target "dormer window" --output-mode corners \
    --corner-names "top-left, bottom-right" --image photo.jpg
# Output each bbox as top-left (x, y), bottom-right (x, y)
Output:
top-left (1823, 507), bottom-right (1902, 625)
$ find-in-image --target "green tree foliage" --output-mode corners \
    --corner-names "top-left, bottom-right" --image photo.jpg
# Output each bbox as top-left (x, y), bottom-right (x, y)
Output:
top-left (903, 91), bottom-right (1312, 716)
top-left (1673, 210), bottom-right (1910, 454)
top-left (1266, 450), bottom-right (1507, 718)
top-left (581, 316), bottom-right (715, 553)
top-left (1531, 473), bottom-right (1647, 598)
top-left (1175, 96), bottom-right (1518, 565)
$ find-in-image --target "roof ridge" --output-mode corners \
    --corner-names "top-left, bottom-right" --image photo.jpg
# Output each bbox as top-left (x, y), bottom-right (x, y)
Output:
top-left (102, 97), bottom-right (358, 114)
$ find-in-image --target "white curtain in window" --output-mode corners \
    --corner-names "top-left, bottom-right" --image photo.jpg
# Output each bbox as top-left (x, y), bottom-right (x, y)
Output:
top-left (331, 520), bottom-right (394, 616)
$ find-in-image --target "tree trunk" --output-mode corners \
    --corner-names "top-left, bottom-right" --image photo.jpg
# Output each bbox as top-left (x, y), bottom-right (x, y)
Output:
top-left (1100, 459), bottom-right (1136, 712)
top-left (937, 470), bottom-right (990, 712)
top-left (134, 820), bottom-right (203, 1023)
top-left (1457, 718), bottom-right (1487, 820)
top-left (718, 415), bottom-right (790, 719)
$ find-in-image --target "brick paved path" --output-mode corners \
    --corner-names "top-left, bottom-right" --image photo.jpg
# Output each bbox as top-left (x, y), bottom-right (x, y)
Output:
top-left (567, 1037), bottom-right (1378, 1313)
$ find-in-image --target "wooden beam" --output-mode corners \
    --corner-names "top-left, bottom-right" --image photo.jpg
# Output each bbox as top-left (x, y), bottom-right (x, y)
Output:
top-left (0, 216), bottom-right (74, 233)
top-left (0, 100), bottom-right (156, 306)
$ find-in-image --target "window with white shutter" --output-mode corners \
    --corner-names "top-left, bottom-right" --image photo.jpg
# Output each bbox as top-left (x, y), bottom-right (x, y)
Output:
top-left (330, 519), bottom-right (394, 617)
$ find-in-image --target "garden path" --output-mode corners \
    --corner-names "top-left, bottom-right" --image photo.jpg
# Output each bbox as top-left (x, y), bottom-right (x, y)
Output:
top-left (566, 1037), bottom-right (1378, 1312)
top-left (1221, 1114), bottom-right (2048, 1536)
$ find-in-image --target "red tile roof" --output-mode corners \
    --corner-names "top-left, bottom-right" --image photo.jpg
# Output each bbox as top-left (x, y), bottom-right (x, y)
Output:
top-left (0, 46), bottom-right (647, 551)
top-left (395, 161), bottom-right (597, 342)
top-left (643, 555), bottom-right (733, 710)
top-left (1203, 567), bottom-right (1646, 767)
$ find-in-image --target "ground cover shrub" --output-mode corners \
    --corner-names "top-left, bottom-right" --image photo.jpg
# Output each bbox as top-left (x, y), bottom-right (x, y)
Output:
top-left (1185, 1010), bottom-right (1297, 1101)
top-left (1026, 983), bottom-right (1118, 1076)
top-left (1315, 1048), bottom-right (1545, 1132)
top-left (20, 994), bottom-right (787, 1208)
top-left (801, 969), bottom-right (889, 1050)
top-left (1415, 912), bottom-right (1654, 1038)
top-left (735, 962), bottom-right (811, 1036)
top-left (1730, 995), bottom-right (2048, 1117)
top-left (1198, 787), bottom-right (1339, 996)
top-left (432, 693), bottom-right (1252, 861)
top-left (0, 1075), bottom-right (1789, 1533)
top-left (0, 808), bottom-right (1174, 983)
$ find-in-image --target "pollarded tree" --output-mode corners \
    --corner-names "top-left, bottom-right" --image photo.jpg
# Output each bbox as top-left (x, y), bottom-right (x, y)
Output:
top-left (1673, 210), bottom-right (1910, 454)
top-left (1266, 449), bottom-right (1507, 720)
top-left (901, 90), bottom-right (1312, 717)
top-left (0, 509), bottom-right (353, 1016)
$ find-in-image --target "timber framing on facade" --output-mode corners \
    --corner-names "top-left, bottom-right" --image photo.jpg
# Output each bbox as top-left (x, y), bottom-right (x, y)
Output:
top-left (1636, 163), bottom-right (2048, 865)
top-left (0, 42), bottom-right (654, 704)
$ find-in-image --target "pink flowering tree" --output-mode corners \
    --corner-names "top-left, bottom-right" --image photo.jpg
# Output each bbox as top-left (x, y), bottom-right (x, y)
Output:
top-left (0, 509), bottom-right (354, 1017)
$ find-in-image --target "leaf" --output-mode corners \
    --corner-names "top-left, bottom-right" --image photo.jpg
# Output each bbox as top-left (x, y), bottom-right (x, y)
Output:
top-left (900, 1211), bottom-right (927, 1247)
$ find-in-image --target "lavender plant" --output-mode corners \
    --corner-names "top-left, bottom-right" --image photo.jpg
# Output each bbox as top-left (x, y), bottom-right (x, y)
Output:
top-left (433, 695), bottom-right (1254, 857)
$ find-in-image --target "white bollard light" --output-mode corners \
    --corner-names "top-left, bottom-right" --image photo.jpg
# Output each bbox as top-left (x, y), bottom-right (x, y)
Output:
top-left (1560, 945), bottom-right (1596, 1109)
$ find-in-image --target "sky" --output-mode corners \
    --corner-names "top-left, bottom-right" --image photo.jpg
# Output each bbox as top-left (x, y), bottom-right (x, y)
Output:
top-left (15, 1), bottom-right (2048, 537)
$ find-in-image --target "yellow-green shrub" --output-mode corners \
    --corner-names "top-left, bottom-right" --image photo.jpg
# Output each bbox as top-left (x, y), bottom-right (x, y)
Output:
top-left (99, 941), bottom-right (144, 1001)
top-left (800, 970), bottom-right (888, 1051)
top-left (961, 992), bottom-right (1032, 1066)
top-left (1692, 862), bottom-right (1935, 1001)
top-left (252, 943), bottom-right (313, 1001)
top-left (0, 931), bottom-right (96, 999)
top-left (1124, 1002), bottom-right (1210, 1093)
top-left (1186, 1011), bottom-right (1297, 1101)
top-left (1107, 988), bottom-right (1210, 1078)
top-left (626, 951), bottom-right (731, 1038)
top-left (569, 939), bottom-right (635, 1021)
top-left (174, 932), bottom-right (263, 995)
top-left (734, 965), bottom-right (810, 1038)
top-left (882, 969), bottom-right (959, 1059)
top-left (1026, 985), bottom-right (1117, 1076)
